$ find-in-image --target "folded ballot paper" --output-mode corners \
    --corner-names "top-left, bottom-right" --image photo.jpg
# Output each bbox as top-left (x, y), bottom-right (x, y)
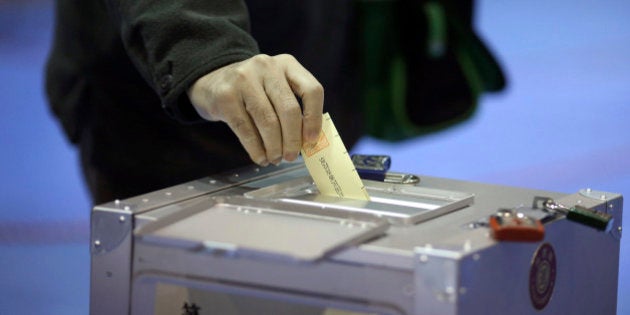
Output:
top-left (301, 113), bottom-right (370, 201)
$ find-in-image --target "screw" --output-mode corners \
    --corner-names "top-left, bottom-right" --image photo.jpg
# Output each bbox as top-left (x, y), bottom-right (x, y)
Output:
top-left (419, 255), bottom-right (429, 263)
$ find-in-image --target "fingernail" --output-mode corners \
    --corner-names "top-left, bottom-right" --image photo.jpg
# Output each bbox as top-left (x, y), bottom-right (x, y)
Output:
top-left (284, 152), bottom-right (297, 161)
top-left (309, 131), bottom-right (321, 143)
top-left (271, 156), bottom-right (282, 165)
top-left (257, 159), bottom-right (269, 167)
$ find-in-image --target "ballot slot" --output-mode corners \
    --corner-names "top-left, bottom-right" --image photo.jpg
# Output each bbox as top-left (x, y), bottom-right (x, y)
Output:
top-left (137, 195), bottom-right (389, 262)
top-left (244, 176), bottom-right (474, 225)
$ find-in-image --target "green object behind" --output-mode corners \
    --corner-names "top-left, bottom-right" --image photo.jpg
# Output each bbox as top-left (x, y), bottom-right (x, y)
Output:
top-left (357, 0), bottom-right (506, 141)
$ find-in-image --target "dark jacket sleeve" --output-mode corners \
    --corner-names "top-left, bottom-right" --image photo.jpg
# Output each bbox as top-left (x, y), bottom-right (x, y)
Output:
top-left (104, 0), bottom-right (260, 122)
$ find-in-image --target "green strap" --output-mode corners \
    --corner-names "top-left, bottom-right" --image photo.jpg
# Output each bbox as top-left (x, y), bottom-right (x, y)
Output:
top-left (358, 0), bottom-right (505, 141)
top-left (359, 1), bottom-right (408, 139)
top-left (424, 1), bottom-right (447, 59)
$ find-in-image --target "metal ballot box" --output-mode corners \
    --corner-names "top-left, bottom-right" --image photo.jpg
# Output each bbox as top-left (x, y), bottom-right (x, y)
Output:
top-left (90, 162), bottom-right (622, 315)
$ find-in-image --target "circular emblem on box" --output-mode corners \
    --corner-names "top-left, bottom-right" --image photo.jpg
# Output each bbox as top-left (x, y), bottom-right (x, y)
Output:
top-left (529, 242), bottom-right (556, 310)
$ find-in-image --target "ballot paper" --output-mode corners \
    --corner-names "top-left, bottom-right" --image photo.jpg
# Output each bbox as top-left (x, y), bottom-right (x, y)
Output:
top-left (301, 113), bottom-right (370, 201)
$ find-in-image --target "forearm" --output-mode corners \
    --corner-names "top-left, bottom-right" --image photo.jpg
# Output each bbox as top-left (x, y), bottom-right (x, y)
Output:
top-left (103, 0), bottom-right (260, 121)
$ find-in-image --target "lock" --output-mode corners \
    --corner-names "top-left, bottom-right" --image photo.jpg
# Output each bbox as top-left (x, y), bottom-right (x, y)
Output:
top-left (351, 154), bottom-right (391, 181)
top-left (489, 209), bottom-right (545, 242)
top-left (533, 197), bottom-right (614, 232)
top-left (352, 154), bottom-right (420, 184)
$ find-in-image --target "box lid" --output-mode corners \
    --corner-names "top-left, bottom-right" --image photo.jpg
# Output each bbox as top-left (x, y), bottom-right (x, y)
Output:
top-left (136, 195), bottom-right (389, 262)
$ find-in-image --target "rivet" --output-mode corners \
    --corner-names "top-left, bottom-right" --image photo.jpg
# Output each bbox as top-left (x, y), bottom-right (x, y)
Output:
top-left (254, 168), bottom-right (260, 172)
top-left (165, 192), bottom-right (172, 196)
top-left (142, 198), bottom-right (149, 203)
top-left (187, 185), bottom-right (194, 190)
top-left (94, 240), bottom-right (101, 247)
top-left (114, 199), bottom-right (120, 205)
top-left (119, 216), bottom-right (126, 223)
top-left (463, 240), bottom-right (472, 252)
top-left (419, 255), bottom-right (429, 263)
top-left (209, 179), bottom-right (217, 184)
top-left (234, 173), bottom-right (239, 178)
top-left (123, 206), bottom-right (130, 211)
top-left (473, 253), bottom-right (481, 261)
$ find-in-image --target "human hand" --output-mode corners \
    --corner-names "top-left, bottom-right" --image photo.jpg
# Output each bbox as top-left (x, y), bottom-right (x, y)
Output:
top-left (187, 54), bottom-right (323, 166)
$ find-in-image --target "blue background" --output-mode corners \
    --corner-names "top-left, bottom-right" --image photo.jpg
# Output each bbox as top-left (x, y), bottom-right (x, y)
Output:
top-left (1, 0), bottom-right (628, 313)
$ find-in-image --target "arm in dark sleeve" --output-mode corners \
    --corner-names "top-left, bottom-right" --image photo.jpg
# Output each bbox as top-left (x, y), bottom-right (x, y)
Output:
top-left (104, 0), bottom-right (260, 122)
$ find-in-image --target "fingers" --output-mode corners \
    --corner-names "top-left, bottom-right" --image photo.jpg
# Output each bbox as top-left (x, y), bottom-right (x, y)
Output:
top-left (224, 109), bottom-right (269, 166)
top-left (262, 72), bottom-right (302, 162)
top-left (211, 80), bottom-right (271, 166)
top-left (188, 65), bottom-right (270, 166)
top-left (241, 73), bottom-right (283, 164)
top-left (186, 54), bottom-right (323, 166)
top-left (278, 54), bottom-right (324, 146)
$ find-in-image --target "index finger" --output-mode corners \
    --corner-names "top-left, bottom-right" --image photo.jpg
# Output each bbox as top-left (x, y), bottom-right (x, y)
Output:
top-left (279, 54), bottom-right (324, 145)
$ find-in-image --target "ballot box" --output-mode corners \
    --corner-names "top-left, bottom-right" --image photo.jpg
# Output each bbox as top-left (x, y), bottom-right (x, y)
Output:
top-left (90, 162), bottom-right (622, 315)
